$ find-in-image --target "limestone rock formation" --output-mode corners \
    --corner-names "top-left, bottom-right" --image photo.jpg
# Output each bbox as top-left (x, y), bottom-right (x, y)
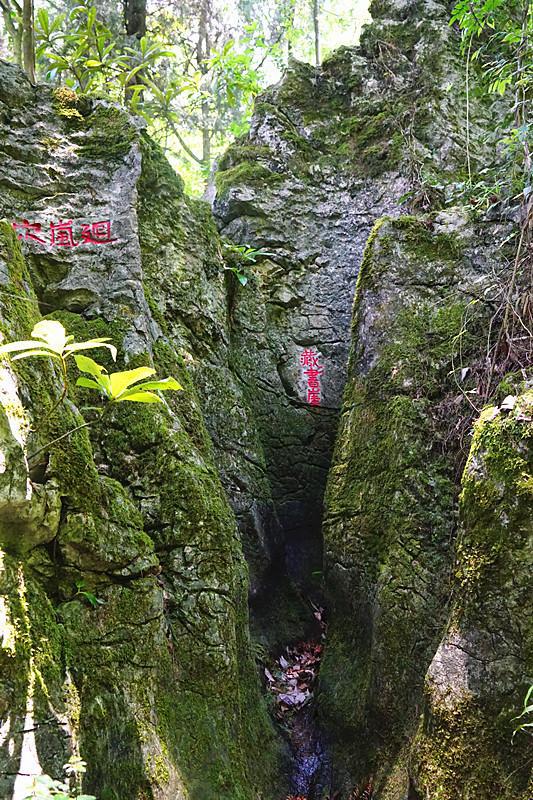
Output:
top-left (0, 61), bottom-right (283, 800)
top-left (412, 392), bottom-right (532, 799)
top-left (211, 0), bottom-right (496, 631)
top-left (209, 0), bottom-right (530, 796)
top-left (0, 0), bottom-right (530, 796)
top-left (320, 212), bottom-right (531, 797)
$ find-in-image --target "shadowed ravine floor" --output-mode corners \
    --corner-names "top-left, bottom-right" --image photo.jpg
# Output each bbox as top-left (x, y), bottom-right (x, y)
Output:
top-left (264, 603), bottom-right (334, 799)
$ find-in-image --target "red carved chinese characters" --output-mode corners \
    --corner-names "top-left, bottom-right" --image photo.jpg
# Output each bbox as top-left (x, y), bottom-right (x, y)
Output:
top-left (300, 348), bottom-right (323, 406)
top-left (11, 219), bottom-right (117, 248)
top-left (81, 220), bottom-right (117, 245)
top-left (50, 219), bottom-right (78, 248)
top-left (12, 220), bottom-right (47, 244)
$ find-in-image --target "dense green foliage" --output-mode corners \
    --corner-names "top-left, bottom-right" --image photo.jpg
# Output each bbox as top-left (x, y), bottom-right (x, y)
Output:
top-left (0, 0), bottom-right (370, 190)
top-left (451, 0), bottom-right (532, 208)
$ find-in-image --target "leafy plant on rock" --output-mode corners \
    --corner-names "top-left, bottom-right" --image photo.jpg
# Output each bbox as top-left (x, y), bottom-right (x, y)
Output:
top-left (74, 354), bottom-right (181, 403)
top-left (450, 0), bottom-right (533, 387)
top-left (222, 240), bottom-right (272, 286)
top-left (73, 579), bottom-right (104, 608)
top-left (0, 318), bottom-right (116, 409)
top-left (450, 0), bottom-right (532, 208)
top-left (513, 684), bottom-right (533, 739)
top-left (23, 756), bottom-right (95, 800)
top-left (0, 319), bottom-right (182, 455)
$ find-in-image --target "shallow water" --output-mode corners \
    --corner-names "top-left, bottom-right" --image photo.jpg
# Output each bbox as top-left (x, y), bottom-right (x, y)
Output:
top-left (288, 705), bottom-right (331, 799)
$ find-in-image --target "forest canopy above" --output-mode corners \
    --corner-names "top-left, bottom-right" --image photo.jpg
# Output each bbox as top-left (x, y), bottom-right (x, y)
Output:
top-left (0, 0), bottom-right (371, 191)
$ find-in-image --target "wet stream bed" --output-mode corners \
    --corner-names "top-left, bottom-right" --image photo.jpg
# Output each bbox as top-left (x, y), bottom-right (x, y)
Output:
top-left (264, 604), bottom-right (332, 800)
top-left (263, 601), bottom-right (375, 800)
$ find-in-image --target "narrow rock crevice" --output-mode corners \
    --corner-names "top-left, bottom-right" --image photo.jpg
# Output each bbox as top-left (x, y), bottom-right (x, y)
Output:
top-left (0, 0), bottom-right (531, 796)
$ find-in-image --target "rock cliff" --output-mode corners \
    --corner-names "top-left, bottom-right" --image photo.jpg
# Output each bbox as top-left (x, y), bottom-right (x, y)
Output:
top-left (212, 0), bottom-right (495, 628)
top-left (320, 214), bottom-right (532, 797)
top-left (211, 0), bottom-right (530, 795)
top-left (413, 391), bottom-right (532, 798)
top-left (0, 62), bottom-right (283, 800)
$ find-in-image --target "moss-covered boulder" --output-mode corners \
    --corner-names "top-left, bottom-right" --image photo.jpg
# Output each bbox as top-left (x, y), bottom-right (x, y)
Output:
top-left (319, 210), bottom-right (515, 795)
top-left (0, 59), bottom-right (284, 800)
top-left (411, 391), bottom-right (532, 799)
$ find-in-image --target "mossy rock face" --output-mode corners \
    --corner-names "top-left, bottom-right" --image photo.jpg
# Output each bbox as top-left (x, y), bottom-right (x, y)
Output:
top-left (212, 0), bottom-right (490, 202)
top-left (319, 211), bottom-right (513, 795)
top-left (210, 0), bottom-right (499, 639)
top-left (0, 66), bottom-right (284, 800)
top-left (0, 68), bottom-right (150, 341)
top-left (411, 392), bottom-right (533, 799)
top-left (136, 134), bottom-right (288, 615)
top-left (0, 3), bottom-right (527, 797)
top-left (0, 553), bottom-right (71, 799)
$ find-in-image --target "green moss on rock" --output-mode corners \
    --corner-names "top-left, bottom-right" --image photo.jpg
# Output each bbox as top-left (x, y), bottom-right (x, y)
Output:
top-left (215, 161), bottom-right (284, 196)
top-left (52, 86), bottom-right (84, 121)
top-left (77, 104), bottom-right (138, 160)
top-left (320, 213), bottom-right (495, 793)
top-left (412, 392), bottom-right (532, 799)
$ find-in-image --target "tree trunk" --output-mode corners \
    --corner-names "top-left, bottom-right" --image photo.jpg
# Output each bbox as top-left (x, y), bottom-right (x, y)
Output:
top-left (0, 0), bottom-right (23, 67)
top-left (22, 0), bottom-right (35, 83)
top-left (198, 0), bottom-right (211, 170)
top-left (312, 0), bottom-right (320, 67)
top-left (123, 0), bottom-right (147, 103)
top-left (124, 0), bottom-right (147, 38)
top-left (286, 0), bottom-right (296, 61)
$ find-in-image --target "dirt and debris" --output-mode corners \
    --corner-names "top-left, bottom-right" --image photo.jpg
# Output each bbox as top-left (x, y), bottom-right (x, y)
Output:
top-left (265, 638), bottom-right (323, 717)
top-left (264, 603), bottom-right (332, 799)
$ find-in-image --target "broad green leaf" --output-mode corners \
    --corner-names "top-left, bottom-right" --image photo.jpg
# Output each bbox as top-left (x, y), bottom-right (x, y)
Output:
top-left (85, 59), bottom-right (103, 67)
top-left (0, 340), bottom-right (54, 355)
top-left (130, 377), bottom-right (182, 392)
top-left (108, 367), bottom-right (156, 399)
top-left (31, 320), bottom-right (67, 354)
top-left (74, 354), bottom-right (107, 378)
top-left (117, 377), bottom-right (182, 401)
top-left (46, 54), bottom-right (70, 67)
top-left (116, 390), bottom-right (162, 403)
top-left (11, 349), bottom-right (61, 361)
top-left (79, 590), bottom-right (104, 607)
top-left (65, 339), bottom-right (117, 360)
top-left (123, 62), bottom-right (149, 83)
top-left (36, 8), bottom-right (50, 35)
top-left (76, 376), bottom-right (102, 391)
top-left (74, 355), bottom-right (111, 395)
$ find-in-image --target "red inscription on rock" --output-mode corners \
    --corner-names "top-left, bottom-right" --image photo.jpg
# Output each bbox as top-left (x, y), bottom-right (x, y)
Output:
top-left (299, 348), bottom-right (323, 406)
top-left (12, 218), bottom-right (117, 248)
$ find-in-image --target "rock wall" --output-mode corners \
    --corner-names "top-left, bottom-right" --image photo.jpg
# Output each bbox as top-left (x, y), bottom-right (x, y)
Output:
top-left (0, 0), bottom-right (530, 796)
top-left (413, 392), bottom-right (532, 798)
top-left (320, 212), bottom-right (531, 796)
top-left (211, 0), bottom-right (495, 629)
top-left (0, 61), bottom-right (284, 800)
top-left (210, 2), bottom-right (531, 797)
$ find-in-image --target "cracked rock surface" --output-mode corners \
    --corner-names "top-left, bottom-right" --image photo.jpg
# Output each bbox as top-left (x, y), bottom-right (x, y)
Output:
top-left (0, 60), bottom-right (283, 800)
